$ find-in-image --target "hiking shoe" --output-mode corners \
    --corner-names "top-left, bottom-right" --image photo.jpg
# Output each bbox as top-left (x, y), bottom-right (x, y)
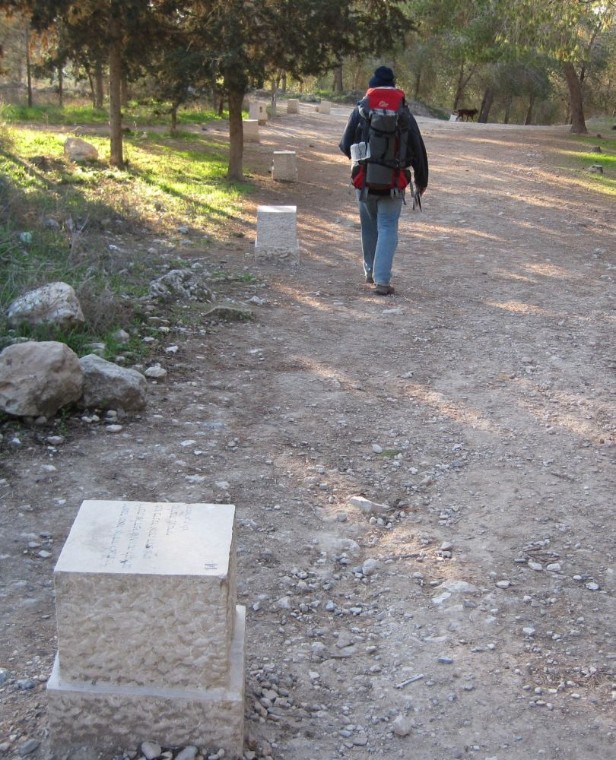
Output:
top-left (374, 284), bottom-right (395, 295)
top-left (365, 273), bottom-right (374, 284)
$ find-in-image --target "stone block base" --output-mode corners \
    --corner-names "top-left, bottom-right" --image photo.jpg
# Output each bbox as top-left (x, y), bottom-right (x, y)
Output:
top-left (249, 102), bottom-right (267, 125)
top-left (47, 607), bottom-right (246, 759)
top-left (243, 119), bottom-right (260, 143)
top-left (254, 244), bottom-right (300, 264)
top-left (255, 205), bottom-right (299, 264)
top-left (272, 151), bottom-right (298, 182)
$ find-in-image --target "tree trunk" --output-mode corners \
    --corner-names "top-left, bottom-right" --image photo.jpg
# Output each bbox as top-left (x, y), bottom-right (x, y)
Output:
top-left (170, 104), bottom-right (178, 136)
top-left (453, 62), bottom-right (477, 111)
top-left (524, 93), bottom-right (535, 126)
top-left (270, 79), bottom-right (278, 118)
top-left (25, 25), bottom-right (33, 107)
top-left (562, 61), bottom-right (587, 134)
top-left (88, 71), bottom-right (95, 108)
top-left (453, 63), bottom-right (465, 110)
top-left (503, 95), bottom-right (512, 124)
top-left (108, 20), bottom-right (124, 168)
top-left (121, 72), bottom-right (129, 108)
top-left (227, 88), bottom-right (245, 181)
top-left (479, 87), bottom-right (493, 123)
top-left (58, 64), bottom-right (64, 108)
top-left (413, 66), bottom-right (422, 101)
top-left (94, 60), bottom-right (105, 109)
top-left (332, 64), bottom-right (343, 94)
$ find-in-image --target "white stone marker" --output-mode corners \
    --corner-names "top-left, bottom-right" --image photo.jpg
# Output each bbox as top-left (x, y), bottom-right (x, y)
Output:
top-left (317, 100), bottom-right (332, 114)
top-left (47, 500), bottom-right (245, 757)
top-left (255, 205), bottom-right (299, 263)
top-left (286, 98), bottom-right (300, 114)
top-left (248, 100), bottom-right (267, 124)
top-left (243, 118), bottom-right (260, 143)
top-left (272, 150), bottom-right (298, 182)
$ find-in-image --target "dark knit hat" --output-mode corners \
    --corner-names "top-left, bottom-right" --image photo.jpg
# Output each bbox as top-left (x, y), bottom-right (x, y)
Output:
top-left (369, 66), bottom-right (395, 88)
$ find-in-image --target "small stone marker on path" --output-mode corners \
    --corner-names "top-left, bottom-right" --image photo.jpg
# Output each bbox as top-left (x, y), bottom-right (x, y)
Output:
top-left (243, 118), bottom-right (260, 143)
top-left (47, 500), bottom-right (245, 757)
top-left (286, 99), bottom-right (300, 114)
top-left (272, 150), bottom-right (298, 182)
top-left (317, 100), bottom-right (332, 114)
top-left (248, 101), bottom-right (267, 125)
top-left (255, 205), bottom-right (300, 263)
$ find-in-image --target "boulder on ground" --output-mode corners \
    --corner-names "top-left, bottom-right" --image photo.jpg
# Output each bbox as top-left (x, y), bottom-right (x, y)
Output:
top-left (0, 341), bottom-right (83, 418)
top-left (64, 138), bottom-right (98, 162)
top-left (7, 282), bottom-right (85, 330)
top-left (79, 354), bottom-right (147, 411)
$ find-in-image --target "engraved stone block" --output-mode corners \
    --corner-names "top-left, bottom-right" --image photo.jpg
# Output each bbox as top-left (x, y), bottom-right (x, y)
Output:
top-left (243, 119), bottom-right (260, 143)
top-left (53, 500), bottom-right (236, 689)
top-left (47, 500), bottom-right (245, 758)
top-left (286, 98), bottom-right (300, 114)
top-left (255, 205), bottom-right (299, 263)
top-left (272, 151), bottom-right (298, 183)
top-left (317, 100), bottom-right (332, 114)
top-left (248, 101), bottom-right (267, 125)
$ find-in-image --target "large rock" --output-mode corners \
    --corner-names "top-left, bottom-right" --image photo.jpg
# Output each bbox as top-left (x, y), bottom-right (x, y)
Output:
top-left (64, 138), bottom-right (98, 162)
top-left (7, 282), bottom-right (85, 330)
top-left (0, 341), bottom-right (83, 418)
top-left (79, 354), bottom-right (147, 411)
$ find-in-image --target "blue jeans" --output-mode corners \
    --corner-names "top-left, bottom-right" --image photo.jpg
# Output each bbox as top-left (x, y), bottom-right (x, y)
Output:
top-left (357, 193), bottom-right (403, 286)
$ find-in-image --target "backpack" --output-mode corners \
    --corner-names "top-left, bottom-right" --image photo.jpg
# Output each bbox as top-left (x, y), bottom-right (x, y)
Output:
top-left (352, 87), bottom-right (411, 195)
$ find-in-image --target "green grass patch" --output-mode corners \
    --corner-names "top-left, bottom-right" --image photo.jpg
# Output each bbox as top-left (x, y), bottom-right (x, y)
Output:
top-left (552, 130), bottom-right (616, 197)
top-left (0, 120), bottom-right (253, 360)
top-left (0, 101), bottom-right (226, 129)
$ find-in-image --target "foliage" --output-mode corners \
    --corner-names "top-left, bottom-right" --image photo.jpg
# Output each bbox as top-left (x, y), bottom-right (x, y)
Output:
top-left (0, 118), bottom-right (251, 357)
top-left (402, 0), bottom-right (616, 129)
top-left (1, 0), bottom-right (416, 177)
top-left (1, 0), bottom-right (614, 133)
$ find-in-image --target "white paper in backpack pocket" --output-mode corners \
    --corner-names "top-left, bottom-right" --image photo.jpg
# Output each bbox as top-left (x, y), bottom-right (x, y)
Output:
top-left (350, 142), bottom-right (370, 164)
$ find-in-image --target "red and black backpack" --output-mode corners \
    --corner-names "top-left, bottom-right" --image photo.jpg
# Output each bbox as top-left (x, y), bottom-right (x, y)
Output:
top-left (352, 87), bottom-right (411, 195)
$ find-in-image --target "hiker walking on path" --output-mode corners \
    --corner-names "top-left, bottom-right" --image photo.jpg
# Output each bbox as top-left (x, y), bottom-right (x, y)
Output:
top-left (339, 66), bottom-right (428, 295)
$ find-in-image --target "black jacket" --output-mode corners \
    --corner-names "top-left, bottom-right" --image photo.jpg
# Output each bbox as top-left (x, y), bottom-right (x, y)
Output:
top-left (339, 95), bottom-right (429, 191)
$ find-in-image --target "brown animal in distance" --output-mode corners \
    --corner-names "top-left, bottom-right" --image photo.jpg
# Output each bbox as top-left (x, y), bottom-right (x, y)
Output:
top-left (454, 108), bottom-right (478, 121)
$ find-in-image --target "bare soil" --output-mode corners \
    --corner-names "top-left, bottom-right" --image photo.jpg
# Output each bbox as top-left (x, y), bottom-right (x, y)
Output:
top-left (1, 107), bottom-right (614, 760)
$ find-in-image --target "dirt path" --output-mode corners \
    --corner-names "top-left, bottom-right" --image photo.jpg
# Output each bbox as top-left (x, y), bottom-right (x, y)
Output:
top-left (1, 106), bottom-right (614, 760)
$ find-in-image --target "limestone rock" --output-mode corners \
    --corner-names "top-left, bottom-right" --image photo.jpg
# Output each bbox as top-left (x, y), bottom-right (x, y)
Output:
top-left (144, 364), bottom-right (167, 379)
top-left (175, 747), bottom-right (198, 760)
top-left (149, 269), bottom-right (213, 303)
top-left (140, 741), bottom-right (162, 760)
top-left (64, 138), bottom-right (98, 162)
top-left (0, 341), bottom-right (83, 418)
top-left (349, 495), bottom-right (394, 514)
top-left (79, 354), bottom-right (147, 411)
top-left (392, 714), bottom-right (413, 737)
top-left (203, 304), bottom-right (253, 322)
top-left (7, 282), bottom-right (85, 330)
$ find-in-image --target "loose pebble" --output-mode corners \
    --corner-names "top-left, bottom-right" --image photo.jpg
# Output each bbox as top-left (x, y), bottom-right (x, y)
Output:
top-left (18, 739), bottom-right (40, 756)
top-left (141, 741), bottom-right (162, 760)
